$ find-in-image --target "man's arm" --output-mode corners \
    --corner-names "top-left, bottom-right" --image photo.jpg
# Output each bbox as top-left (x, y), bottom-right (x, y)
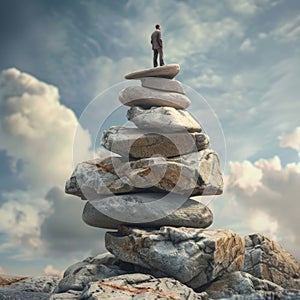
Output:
top-left (158, 31), bottom-right (163, 48)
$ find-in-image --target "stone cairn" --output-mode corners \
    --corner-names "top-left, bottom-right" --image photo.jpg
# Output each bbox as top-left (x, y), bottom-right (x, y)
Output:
top-left (55, 64), bottom-right (299, 299)
top-left (62, 64), bottom-right (247, 298)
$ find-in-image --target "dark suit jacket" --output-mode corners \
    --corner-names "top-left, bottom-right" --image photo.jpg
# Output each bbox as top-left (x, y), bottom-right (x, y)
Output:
top-left (151, 30), bottom-right (163, 50)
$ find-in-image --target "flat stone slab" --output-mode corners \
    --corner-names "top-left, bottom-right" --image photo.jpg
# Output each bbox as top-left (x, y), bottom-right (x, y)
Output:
top-left (101, 126), bottom-right (209, 158)
top-left (105, 226), bottom-right (245, 289)
top-left (141, 77), bottom-right (185, 94)
top-left (82, 193), bottom-right (213, 229)
top-left (65, 149), bottom-right (224, 199)
top-left (119, 86), bottom-right (191, 109)
top-left (125, 64), bottom-right (180, 80)
top-left (127, 106), bottom-right (201, 132)
top-left (81, 273), bottom-right (207, 300)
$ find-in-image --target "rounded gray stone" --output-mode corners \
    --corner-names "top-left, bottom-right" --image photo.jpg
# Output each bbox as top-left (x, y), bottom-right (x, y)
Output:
top-left (127, 106), bottom-right (201, 132)
top-left (124, 64), bottom-right (180, 80)
top-left (141, 77), bottom-right (185, 94)
top-left (119, 86), bottom-right (191, 109)
top-left (82, 193), bottom-right (213, 229)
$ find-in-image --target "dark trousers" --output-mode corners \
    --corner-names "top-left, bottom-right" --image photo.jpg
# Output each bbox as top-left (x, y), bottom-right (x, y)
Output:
top-left (153, 48), bottom-right (164, 67)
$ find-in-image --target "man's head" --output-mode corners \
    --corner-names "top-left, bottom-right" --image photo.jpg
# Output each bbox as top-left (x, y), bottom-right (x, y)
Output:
top-left (155, 24), bottom-right (160, 30)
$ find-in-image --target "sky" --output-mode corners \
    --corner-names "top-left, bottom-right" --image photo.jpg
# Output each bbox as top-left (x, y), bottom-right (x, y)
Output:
top-left (0, 0), bottom-right (299, 276)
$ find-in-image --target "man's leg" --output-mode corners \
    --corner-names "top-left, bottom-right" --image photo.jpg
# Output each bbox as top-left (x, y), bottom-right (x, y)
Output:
top-left (153, 49), bottom-right (158, 67)
top-left (158, 48), bottom-right (165, 66)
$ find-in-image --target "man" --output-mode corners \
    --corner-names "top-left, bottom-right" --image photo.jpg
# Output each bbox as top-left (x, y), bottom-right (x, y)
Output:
top-left (151, 24), bottom-right (165, 67)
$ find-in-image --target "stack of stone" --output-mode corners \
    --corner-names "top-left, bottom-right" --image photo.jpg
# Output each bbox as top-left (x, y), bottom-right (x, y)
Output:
top-left (65, 64), bottom-right (245, 291)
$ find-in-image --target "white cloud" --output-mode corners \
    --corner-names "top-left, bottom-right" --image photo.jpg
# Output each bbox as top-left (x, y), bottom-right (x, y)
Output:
top-left (258, 32), bottom-right (267, 39)
top-left (240, 38), bottom-right (255, 52)
top-left (0, 266), bottom-right (5, 274)
top-left (43, 264), bottom-right (63, 277)
top-left (248, 210), bottom-right (278, 239)
top-left (229, 0), bottom-right (258, 15)
top-left (188, 69), bottom-right (223, 88)
top-left (279, 127), bottom-right (300, 154)
top-left (272, 14), bottom-right (300, 42)
top-left (0, 68), bottom-right (92, 259)
top-left (225, 139), bottom-right (300, 260)
top-left (227, 160), bottom-right (263, 194)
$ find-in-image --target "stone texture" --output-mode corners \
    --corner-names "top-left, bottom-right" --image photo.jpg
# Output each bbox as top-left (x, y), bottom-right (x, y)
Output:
top-left (0, 290), bottom-right (50, 299)
top-left (127, 106), bottom-right (201, 133)
top-left (80, 273), bottom-right (208, 300)
top-left (65, 157), bottom-right (136, 199)
top-left (105, 226), bottom-right (245, 289)
top-left (101, 126), bottom-right (209, 158)
top-left (243, 234), bottom-right (300, 290)
top-left (55, 253), bottom-right (127, 293)
top-left (7, 276), bottom-right (60, 293)
top-left (141, 77), bottom-right (185, 94)
top-left (50, 290), bottom-right (82, 299)
top-left (65, 150), bottom-right (223, 199)
top-left (205, 271), bottom-right (283, 299)
top-left (125, 64), bottom-right (180, 80)
top-left (222, 290), bottom-right (300, 300)
top-left (119, 86), bottom-right (191, 109)
top-left (82, 194), bottom-right (213, 229)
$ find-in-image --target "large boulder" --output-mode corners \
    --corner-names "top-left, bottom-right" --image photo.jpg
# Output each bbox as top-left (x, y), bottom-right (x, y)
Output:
top-left (105, 226), bottom-right (245, 289)
top-left (243, 234), bottom-right (300, 290)
top-left (101, 126), bottom-right (209, 158)
top-left (119, 86), bottom-right (191, 109)
top-left (127, 106), bottom-right (201, 133)
top-left (124, 64), bottom-right (180, 80)
top-left (80, 273), bottom-right (208, 300)
top-left (65, 150), bottom-right (223, 199)
top-left (82, 194), bottom-right (213, 229)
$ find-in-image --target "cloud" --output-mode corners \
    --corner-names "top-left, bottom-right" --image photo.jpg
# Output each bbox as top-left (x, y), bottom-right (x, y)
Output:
top-left (240, 38), bottom-right (255, 52)
top-left (225, 139), bottom-right (300, 260)
top-left (40, 187), bottom-right (106, 258)
top-left (272, 14), bottom-right (300, 42)
top-left (0, 68), bottom-right (93, 259)
top-left (229, 0), bottom-right (258, 15)
top-left (187, 69), bottom-right (223, 88)
top-left (279, 127), bottom-right (300, 154)
top-left (227, 160), bottom-right (263, 194)
top-left (258, 32), bottom-right (267, 39)
top-left (43, 264), bottom-right (63, 277)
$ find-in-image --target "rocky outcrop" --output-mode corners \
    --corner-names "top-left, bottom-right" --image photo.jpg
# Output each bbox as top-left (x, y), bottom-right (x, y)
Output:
top-left (105, 226), bottom-right (245, 289)
top-left (243, 234), bottom-right (300, 290)
top-left (127, 106), bottom-right (201, 132)
top-left (83, 194), bottom-right (213, 229)
top-left (80, 273), bottom-right (208, 300)
top-left (0, 275), bottom-right (60, 300)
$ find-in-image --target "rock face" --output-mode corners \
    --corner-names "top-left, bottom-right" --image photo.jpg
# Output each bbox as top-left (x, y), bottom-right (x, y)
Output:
top-left (127, 106), bottom-right (201, 132)
top-left (0, 275), bottom-right (60, 300)
top-left (243, 234), bottom-right (300, 290)
top-left (80, 273), bottom-right (208, 300)
top-left (101, 126), bottom-right (209, 158)
top-left (65, 150), bottom-right (223, 199)
top-left (141, 77), bottom-right (185, 94)
top-left (119, 86), bottom-right (191, 109)
top-left (82, 194), bottom-right (213, 229)
top-left (105, 226), bottom-right (245, 289)
top-left (125, 64), bottom-right (180, 79)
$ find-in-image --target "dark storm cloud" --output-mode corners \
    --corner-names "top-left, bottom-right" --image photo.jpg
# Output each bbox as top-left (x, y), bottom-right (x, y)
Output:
top-left (41, 187), bottom-right (106, 257)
